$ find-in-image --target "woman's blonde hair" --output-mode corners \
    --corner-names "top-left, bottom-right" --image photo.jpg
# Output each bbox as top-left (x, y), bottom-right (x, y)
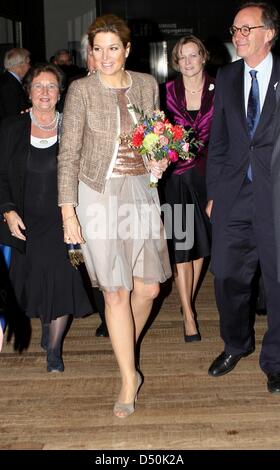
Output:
top-left (88, 14), bottom-right (131, 48)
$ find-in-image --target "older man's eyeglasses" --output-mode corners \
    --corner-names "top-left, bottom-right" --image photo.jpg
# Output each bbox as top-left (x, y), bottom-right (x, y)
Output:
top-left (229, 25), bottom-right (265, 37)
top-left (31, 83), bottom-right (59, 92)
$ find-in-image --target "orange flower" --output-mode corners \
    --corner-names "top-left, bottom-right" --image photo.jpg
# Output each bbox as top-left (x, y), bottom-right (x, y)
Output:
top-left (172, 125), bottom-right (184, 140)
top-left (132, 131), bottom-right (144, 147)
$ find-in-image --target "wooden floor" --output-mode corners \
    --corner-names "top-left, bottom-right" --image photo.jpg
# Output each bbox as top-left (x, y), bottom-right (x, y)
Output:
top-left (1, 271), bottom-right (280, 451)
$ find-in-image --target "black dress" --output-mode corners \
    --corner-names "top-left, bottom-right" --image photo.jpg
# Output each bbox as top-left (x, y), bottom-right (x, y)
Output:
top-left (162, 110), bottom-right (211, 265)
top-left (163, 163), bottom-right (211, 264)
top-left (10, 141), bottom-right (93, 323)
top-left (160, 76), bottom-right (215, 266)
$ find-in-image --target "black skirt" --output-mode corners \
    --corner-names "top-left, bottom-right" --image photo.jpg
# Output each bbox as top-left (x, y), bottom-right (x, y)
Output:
top-left (162, 166), bottom-right (211, 264)
top-left (9, 143), bottom-right (93, 323)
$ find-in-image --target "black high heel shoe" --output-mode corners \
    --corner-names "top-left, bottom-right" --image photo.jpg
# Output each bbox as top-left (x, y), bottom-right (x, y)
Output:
top-left (184, 330), bottom-right (201, 342)
top-left (181, 308), bottom-right (201, 342)
top-left (95, 320), bottom-right (109, 337)
top-left (47, 348), bottom-right (64, 372)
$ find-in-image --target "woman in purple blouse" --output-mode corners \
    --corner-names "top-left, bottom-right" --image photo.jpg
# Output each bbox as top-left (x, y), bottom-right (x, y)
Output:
top-left (160, 35), bottom-right (215, 342)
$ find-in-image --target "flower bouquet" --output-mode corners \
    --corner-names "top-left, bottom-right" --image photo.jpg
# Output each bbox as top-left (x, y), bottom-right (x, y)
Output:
top-left (128, 107), bottom-right (202, 187)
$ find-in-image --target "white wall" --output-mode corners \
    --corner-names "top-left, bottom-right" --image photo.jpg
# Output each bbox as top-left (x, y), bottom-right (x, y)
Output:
top-left (44, 0), bottom-right (96, 61)
top-left (224, 42), bottom-right (241, 63)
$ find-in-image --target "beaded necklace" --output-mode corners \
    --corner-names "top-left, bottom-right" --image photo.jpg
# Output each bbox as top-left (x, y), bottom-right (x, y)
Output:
top-left (30, 109), bottom-right (59, 131)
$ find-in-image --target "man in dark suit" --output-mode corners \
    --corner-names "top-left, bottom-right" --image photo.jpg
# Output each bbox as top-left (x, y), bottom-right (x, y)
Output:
top-left (0, 48), bottom-right (31, 120)
top-left (206, 2), bottom-right (280, 393)
top-left (272, 74), bottom-right (280, 282)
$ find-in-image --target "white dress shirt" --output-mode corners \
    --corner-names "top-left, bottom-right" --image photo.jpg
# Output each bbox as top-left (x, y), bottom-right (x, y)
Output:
top-left (244, 52), bottom-right (273, 115)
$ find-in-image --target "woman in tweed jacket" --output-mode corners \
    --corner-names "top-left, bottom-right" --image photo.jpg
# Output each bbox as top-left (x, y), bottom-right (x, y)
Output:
top-left (58, 15), bottom-right (171, 418)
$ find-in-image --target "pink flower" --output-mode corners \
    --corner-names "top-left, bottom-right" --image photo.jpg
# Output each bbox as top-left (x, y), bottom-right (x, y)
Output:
top-left (159, 135), bottom-right (169, 146)
top-left (137, 124), bottom-right (145, 134)
top-left (182, 142), bottom-right (190, 152)
top-left (153, 121), bottom-right (165, 134)
top-left (168, 149), bottom-right (179, 162)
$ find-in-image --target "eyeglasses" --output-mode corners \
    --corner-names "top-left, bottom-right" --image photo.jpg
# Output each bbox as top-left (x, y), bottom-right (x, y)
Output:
top-left (229, 25), bottom-right (265, 37)
top-left (31, 83), bottom-right (59, 92)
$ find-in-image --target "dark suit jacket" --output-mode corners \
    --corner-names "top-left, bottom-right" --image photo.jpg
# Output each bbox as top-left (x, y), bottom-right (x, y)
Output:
top-left (0, 113), bottom-right (31, 252)
top-left (0, 71), bottom-right (30, 120)
top-left (271, 80), bottom-right (280, 280)
top-left (206, 55), bottom-right (280, 272)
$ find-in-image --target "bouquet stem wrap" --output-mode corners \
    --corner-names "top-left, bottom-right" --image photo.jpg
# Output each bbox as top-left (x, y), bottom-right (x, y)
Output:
top-left (149, 173), bottom-right (158, 188)
top-left (67, 243), bottom-right (84, 269)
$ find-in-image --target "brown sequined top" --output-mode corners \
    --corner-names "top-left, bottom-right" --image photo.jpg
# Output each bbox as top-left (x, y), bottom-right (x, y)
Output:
top-left (112, 89), bottom-right (147, 176)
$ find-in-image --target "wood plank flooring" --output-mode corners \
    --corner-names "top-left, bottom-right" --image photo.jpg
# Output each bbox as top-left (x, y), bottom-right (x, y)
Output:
top-left (1, 271), bottom-right (280, 450)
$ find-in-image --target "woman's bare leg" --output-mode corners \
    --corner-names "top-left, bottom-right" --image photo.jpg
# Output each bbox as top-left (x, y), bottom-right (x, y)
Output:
top-left (131, 278), bottom-right (159, 341)
top-left (104, 281), bottom-right (159, 417)
top-left (104, 289), bottom-right (138, 417)
top-left (174, 258), bottom-right (204, 335)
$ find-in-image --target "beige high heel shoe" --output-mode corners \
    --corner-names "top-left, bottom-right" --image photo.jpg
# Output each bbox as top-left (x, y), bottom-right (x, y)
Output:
top-left (113, 371), bottom-right (143, 418)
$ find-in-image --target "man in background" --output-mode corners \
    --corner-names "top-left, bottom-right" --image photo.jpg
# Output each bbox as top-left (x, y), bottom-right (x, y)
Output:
top-left (53, 49), bottom-right (72, 66)
top-left (0, 48), bottom-right (30, 120)
top-left (53, 48), bottom-right (84, 113)
top-left (0, 47), bottom-right (31, 348)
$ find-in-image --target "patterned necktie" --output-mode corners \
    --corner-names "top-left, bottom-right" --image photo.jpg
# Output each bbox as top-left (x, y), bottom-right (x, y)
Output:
top-left (246, 70), bottom-right (260, 180)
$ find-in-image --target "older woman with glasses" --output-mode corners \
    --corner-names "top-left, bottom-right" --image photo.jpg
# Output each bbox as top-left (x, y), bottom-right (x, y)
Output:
top-left (0, 63), bottom-right (93, 372)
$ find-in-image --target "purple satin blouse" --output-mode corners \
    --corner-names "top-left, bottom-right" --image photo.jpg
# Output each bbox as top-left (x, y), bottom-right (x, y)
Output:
top-left (163, 73), bottom-right (215, 175)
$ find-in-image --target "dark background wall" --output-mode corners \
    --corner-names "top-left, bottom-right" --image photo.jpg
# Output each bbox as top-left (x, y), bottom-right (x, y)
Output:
top-left (0, 0), bottom-right (45, 63)
top-left (95, 0), bottom-right (280, 75)
top-left (0, 0), bottom-right (279, 71)
top-left (96, 0), bottom-right (241, 41)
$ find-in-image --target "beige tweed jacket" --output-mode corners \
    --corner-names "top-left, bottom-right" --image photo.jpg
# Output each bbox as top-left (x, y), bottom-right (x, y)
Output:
top-left (57, 70), bottom-right (159, 205)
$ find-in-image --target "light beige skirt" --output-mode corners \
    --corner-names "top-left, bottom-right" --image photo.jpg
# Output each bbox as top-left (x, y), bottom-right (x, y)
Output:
top-left (77, 175), bottom-right (172, 291)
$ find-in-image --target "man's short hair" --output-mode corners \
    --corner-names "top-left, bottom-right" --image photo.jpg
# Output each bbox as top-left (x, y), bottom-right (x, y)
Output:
top-left (4, 48), bottom-right (30, 69)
